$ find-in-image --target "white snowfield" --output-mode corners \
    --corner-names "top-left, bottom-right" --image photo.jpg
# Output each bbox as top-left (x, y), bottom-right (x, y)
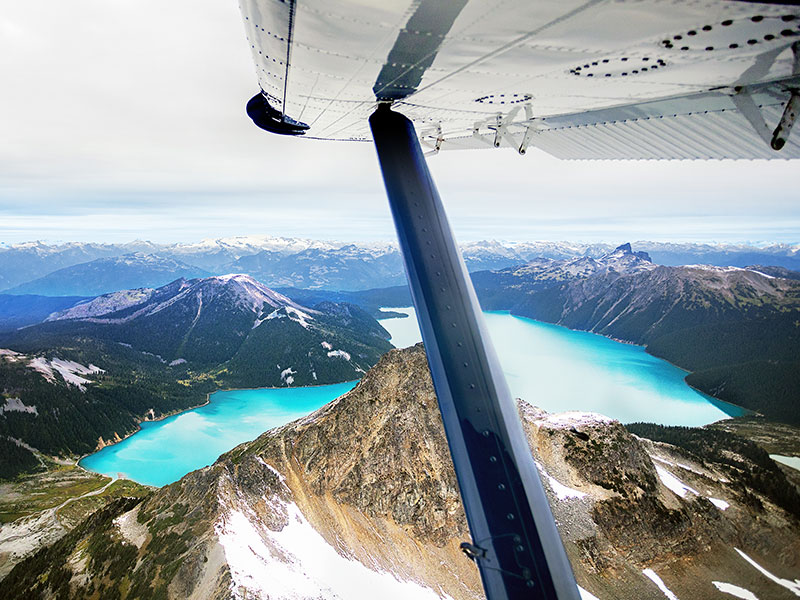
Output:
top-left (216, 498), bottom-right (450, 600)
top-left (708, 498), bottom-right (730, 511)
top-left (770, 454), bottom-right (800, 473)
top-left (655, 465), bottom-right (732, 511)
top-left (28, 357), bottom-right (103, 391)
top-left (326, 350), bottom-right (351, 361)
top-left (0, 397), bottom-right (38, 416)
top-left (5, 238), bottom-right (799, 259)
top-left (643, 568), bottom-right (680, 600)
top-left (540, 412), bottom-right (614, 429)
top-left (713, 581), bottom-right (759, 600)
top-left (48, 274), bottom-right (314, 326)
top-left (280, 367), bottom-right (296, 386)
top-left (47, 288), bottom-right (155, 321)
top-left (735, 548), bottom-right (800, 596)
top-left (261, 306), bottom-right (314, 330)
top-left (655, 465), bottom-right (699, 499)
top-left (534, 460), bottom-right (586, 501)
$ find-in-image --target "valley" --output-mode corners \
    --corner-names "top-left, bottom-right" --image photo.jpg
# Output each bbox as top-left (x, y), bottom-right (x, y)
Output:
top-left (0, 275), bottom-right (393, 480)
top-left (471, 244), bottom-right (800, 425)
top-left (0, 238), bottom-right (797, 598)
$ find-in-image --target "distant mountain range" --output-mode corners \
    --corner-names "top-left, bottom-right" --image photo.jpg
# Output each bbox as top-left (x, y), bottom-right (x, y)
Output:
top-left (5, 345), bottom-right (798, 599)
top-left (0, 295), bottom-right (89, 333)
top-left (6, 253), bottom-right (211, 296)
top-left (473, 244), bottom-right (800, 424)
top-left (0, 275), bottom-right (392, 462)
top-left (1, 236), bottom-right (798, 295)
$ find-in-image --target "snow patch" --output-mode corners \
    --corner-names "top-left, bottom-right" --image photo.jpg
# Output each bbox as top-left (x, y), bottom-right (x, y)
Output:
top-left (542, 412), bottom-right (614, 429)
top-left (169, 358), bottom-right (187, 367)
top-left (0, 398), bottom-right (37, 416)
top-left (655, 465), bottom-right (698, 499)
top-left (770, 454), bottom-right (800, 473)
top-left (643, 568), bottom-right (680, 600)
top-left (321, 341), bottom-right (333, 350)
top-left (534, 461), bottom-right (586, 501)
top-left (262, 306), bottom-right (313, 329)
top-left (280, 367), bottom-right (296, 386)
top-left (216, 501), bottom-right (448, 600)
top-left (735, 548), bottom-right (800, 596)
top-left (712, 581), bottom-right (759, 600)
top-left (286, 307), bottom-right (313, 329)
top-left (327, 350), bottom-right (351, 361)
top-left (708, 498), bottom-right (730, 511)
top-left (27, 358), bottom-right (103, 391)
top-left (47, 289), bottom-right (154, 321)
top-left (578, 586), bottom-right (600, 600)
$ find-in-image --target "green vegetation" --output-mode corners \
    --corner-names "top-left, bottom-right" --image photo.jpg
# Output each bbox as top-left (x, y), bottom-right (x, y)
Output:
top-left (55, 479), bottom-right (152, 527)
top-left (646, 314), bottom-right (800, 424)
top-left (0, 437), bottom-right (42, 480)
top-left (2, 497), bottom-right (143, 599)
top-left (0, 340), bottom-right (216, 463)
top-left (0, 461), bottom-right (111, 524)
top-left (626, 422), bottom-right (800, 519)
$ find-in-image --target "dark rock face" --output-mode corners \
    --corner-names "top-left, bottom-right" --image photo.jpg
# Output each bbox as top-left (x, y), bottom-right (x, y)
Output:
top-left (558, 417), bottom-right (658, 497)
top-left (244, 344), bottom-right (466, 547)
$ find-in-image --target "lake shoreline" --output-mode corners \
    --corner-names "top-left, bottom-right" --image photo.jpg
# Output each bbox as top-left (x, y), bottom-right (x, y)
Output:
top-left (77, 380), bottom-right (359, 486)
top-left (76, 379), bottom-right (360, 473)
top-left (489, 308), bottom-right (752, 419)
top-left (382, 305), bottom-right (751, 424)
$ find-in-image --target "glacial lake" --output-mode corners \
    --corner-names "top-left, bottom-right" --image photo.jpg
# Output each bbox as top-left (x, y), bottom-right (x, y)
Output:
top-left (80, 382), bottom-right (356, 487)
top-left (378, 307), bottom-right (746, 427)
top-left (81, 308), bottom-right (744, 487)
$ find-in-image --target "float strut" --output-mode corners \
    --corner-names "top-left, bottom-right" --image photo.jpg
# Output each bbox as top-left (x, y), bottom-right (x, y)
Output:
top-left (369, 104), bottom-right (580, 600)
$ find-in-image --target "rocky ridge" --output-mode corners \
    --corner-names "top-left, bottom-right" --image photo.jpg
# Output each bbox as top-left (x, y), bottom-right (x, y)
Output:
top-left (3, 274), bottom-right (392, 385)
top-left (4, 345), bottom-right (799, 599)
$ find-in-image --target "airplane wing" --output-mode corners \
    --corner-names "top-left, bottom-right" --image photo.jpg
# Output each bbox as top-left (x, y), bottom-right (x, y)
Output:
top-left (239, 0), bottom-right (800, 157)
top-left (235, 3), bottom-right (800, 600)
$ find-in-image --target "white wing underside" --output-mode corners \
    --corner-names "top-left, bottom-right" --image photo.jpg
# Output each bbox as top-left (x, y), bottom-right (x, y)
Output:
top-left (238, 0), bottom-right (800, 159)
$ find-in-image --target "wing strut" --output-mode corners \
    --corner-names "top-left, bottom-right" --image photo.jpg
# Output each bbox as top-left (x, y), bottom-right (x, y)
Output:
top-left (369, 104), bottom-right (580, 600)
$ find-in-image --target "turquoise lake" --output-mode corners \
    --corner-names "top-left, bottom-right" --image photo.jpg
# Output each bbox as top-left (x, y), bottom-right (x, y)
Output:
top-left (81, 308), bottom-right (744, 487)
top-left (80, 382), bottom-right (356, 487)
top-left (378, 307), bottom-right (745, 427)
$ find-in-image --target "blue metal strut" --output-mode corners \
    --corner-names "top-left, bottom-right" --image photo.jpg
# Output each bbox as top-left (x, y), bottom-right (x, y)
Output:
top-left (369, 104), bottom-right (580, 600)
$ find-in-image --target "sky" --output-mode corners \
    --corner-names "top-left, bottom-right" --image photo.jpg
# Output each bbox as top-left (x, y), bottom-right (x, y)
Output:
top-left (1, 1), bottom-right (798, 246)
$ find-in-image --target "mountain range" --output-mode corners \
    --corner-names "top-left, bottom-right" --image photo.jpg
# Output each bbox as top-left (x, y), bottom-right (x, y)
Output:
top-left (0, 275), bottom-right (392, 465)
top-left (473, 244), bottom-right (800, 424)
top-left (6, 253), bottom-right (211, 296)
top-left (2, 237), bottom-right (798, 295)
top-left (5, 345), bottom-right (798, 599)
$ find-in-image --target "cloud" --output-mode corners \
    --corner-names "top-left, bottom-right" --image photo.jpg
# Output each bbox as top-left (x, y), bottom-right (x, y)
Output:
top-left (1, 1), bottom-right (797, 244)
